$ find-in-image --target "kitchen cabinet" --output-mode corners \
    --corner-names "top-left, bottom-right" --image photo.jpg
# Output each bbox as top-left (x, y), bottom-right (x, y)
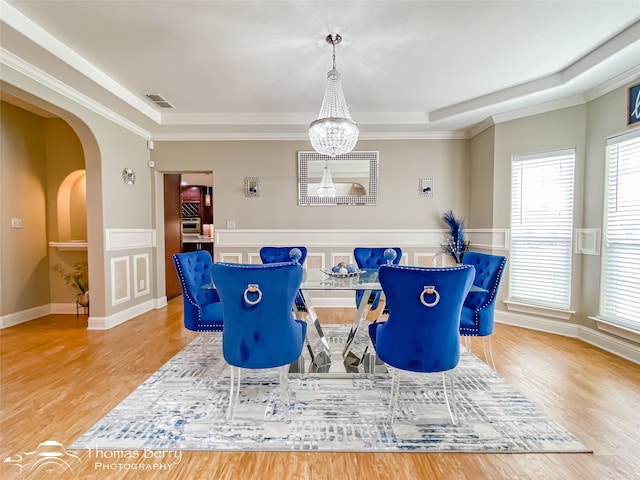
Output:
top-left (181, 186), bottom-right (201, 202)
top-left (182, 236), bottom-right (214, 256)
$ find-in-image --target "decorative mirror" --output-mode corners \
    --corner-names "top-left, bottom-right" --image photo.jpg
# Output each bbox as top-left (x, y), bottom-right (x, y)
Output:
top-left (298, 151), bottom-right (378, 206)
top-left (245, 177), bottom-right (260, 197)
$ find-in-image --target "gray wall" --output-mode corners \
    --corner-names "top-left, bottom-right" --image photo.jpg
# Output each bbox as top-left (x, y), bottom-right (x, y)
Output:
top-left (151, 139), bottom-right (471, 230)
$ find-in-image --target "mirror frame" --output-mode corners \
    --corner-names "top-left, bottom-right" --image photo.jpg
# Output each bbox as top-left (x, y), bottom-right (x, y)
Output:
top-left (298, 151), bottom-right (379, 206)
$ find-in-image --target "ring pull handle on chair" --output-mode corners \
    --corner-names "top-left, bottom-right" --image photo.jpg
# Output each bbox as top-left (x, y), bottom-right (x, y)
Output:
top-left (420, 286), bottom-right (440, 307)
top-left (243, 284), bottom-right (263, 305)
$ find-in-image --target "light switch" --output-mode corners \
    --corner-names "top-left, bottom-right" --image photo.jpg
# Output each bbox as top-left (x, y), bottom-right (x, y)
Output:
top-left (11, 218), bottom-right (22, 228)
top-left (226, 220), bottom-right (236, 229)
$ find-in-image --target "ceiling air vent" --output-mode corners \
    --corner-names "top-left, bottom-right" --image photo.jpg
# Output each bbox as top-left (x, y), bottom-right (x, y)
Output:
top-left (144, 94), bottom-right (175, 109)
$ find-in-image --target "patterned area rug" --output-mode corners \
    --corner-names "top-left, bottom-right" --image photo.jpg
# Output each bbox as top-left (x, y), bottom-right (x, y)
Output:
top-left (71, 325), bottom-right (589, 453)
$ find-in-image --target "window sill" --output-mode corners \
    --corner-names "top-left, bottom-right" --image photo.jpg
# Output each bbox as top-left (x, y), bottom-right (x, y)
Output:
top-left (504, 300), bottom-right (574, 320)
top-left (590, 316), bottom-right (640, 344)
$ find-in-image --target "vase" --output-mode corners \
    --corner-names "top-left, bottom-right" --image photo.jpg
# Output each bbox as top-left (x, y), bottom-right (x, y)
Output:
top-left (77, 291), bottom-right (90, 307)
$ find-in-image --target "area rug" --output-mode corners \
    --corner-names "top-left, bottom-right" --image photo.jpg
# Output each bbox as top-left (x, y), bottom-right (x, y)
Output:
top-left (70, 325), bottom-right (589, 453)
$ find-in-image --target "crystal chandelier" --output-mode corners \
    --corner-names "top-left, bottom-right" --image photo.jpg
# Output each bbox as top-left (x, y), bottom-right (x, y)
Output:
top-left (309, 33), bottom-right (359, 158)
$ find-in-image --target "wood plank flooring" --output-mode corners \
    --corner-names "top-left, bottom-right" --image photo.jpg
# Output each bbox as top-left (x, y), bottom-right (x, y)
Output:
top-left (1, 299), bottom-right (639, 480)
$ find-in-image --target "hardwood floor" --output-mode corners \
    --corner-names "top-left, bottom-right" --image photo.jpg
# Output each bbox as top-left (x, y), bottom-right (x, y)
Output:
top-left (1, 299), bottom-right (639, 480)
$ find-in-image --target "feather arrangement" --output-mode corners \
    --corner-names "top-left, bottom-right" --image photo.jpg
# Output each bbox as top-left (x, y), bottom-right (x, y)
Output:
top-left (440, 210), bottom-right (470, 263)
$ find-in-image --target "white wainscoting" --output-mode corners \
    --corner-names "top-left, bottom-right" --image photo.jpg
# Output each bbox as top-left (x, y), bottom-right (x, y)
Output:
top-left (105, 228), bottom-right (155, 251)
top-left (214, 228), bottom-right (506, 263)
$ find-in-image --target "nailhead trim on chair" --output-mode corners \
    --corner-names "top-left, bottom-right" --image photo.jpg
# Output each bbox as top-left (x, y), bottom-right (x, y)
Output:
top-left (173, 254), bottom-right (223, 332)
top-left (459, 255), bottom-right (507, 337)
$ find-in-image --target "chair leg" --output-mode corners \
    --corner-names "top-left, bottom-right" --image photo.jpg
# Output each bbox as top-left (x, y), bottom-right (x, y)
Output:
top-left (463, 335), bottom-right (471, 352)
top-left (442, 371), bottom-right (458, 425)
top-left (482, 336), bottom-right (496, 371)
top-left (226, 365), bottom-right (240, 422)
top-left (279, 364), bottom-right (291, 423)
top-left (388, 370), bottom-right (401, 423)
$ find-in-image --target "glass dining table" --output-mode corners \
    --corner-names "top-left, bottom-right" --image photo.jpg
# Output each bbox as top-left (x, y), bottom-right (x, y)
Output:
top-left (293, 268), bottom-right (383, 374)
top-left (292, 268), bottom-right (488, 376)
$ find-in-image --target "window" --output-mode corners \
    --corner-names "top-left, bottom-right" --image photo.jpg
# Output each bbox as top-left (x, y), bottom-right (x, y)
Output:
top-left (510, 149), bottom-right (575, 310)
top-left (600, 130), bottom-right (640, 329)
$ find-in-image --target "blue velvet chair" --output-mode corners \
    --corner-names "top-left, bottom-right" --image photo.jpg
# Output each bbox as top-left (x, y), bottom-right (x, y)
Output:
top-left (460, 251), bottom-right (508, 370)
top-left (172, 250), bottom-right (223, 332)
top-left (353, 247), bottom-right (402, 311)
top-left (210, 261), bottom-right (306, 422)
top-left (369, 264), bottom-right (475, 424)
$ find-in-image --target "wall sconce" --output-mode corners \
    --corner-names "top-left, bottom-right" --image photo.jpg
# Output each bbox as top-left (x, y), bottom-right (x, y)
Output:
top-left (245, 177), bottom-right (260, 197)
top-left (204, 186), bottom-right (212, 206)
top-left (419, 177), bottom-right (434, 197)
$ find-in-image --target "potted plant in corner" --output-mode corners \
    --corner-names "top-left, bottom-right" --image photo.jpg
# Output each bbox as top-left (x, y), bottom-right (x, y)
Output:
top-left (439, 210), bottom-right (470, 264)
top-left (53, 261), bottom-right (89, 307)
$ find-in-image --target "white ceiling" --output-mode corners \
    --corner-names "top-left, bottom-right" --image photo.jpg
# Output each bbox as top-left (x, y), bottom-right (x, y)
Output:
top-left (2, 0), bottom-right (640, 140)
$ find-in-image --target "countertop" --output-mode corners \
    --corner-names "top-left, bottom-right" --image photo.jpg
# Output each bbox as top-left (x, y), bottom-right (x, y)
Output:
top-left (182, 235), bottom-right (214, 243)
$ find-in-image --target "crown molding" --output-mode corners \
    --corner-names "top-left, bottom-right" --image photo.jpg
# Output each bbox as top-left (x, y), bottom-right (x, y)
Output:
top-left (149, 129), bottom-right (470, 141)
top-left (1, 0), bottom-right (160, 122)
top-left (584, 64), bottom-right (640, 102)
top-left (491, 94), bottom-right (587, 125)
top-left (1, 48), bottom-right (151, 138)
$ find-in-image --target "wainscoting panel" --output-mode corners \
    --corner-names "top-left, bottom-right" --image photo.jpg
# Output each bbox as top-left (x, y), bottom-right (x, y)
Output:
top-left (306, 253), bottom-right (325, 269)
top-left (105, 229), bottom-right (155, 251)
top-left (331, 252), bottom-right (354, 267)
top-left (247, 253), bottom-right (262, 264)
top-left (133, 254), bottom-right (150, 298)
top-left (219, 252), bottom-right (242, 263)
top-left (574, 228), bottom-right (601, 255)
top-left (110, 256), bottom-right (130, 306)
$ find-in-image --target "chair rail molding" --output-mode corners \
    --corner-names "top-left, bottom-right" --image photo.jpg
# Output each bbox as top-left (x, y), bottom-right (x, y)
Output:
top-left (215, 228), bottom-right (507, 249)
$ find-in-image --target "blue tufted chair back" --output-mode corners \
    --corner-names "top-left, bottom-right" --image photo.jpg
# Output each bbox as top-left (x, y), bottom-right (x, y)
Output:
top-left (460, 251), bottom-right (508, 337)
top-left (354, 247), bottom-right (402, 269)
top-left (211, 262), bottom-right (307, 369)
top-left (172, 251), bottom-right (223, 332)
top-left (353, 247), bottom-right (402, 311)
top-left (369, 264), bottom-right (475, 373)
top-left (259, 246), bottom-right (307, 265)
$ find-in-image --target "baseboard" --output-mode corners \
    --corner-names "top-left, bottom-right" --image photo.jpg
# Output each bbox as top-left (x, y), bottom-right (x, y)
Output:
top-left (50, 302), bottom-right (83, 314)
top-left (2, 296), bottom-right (171, 331)
top-left (154, 296), bottom-right (168, 309)
top-left (0, 304), bottom-right (50, 328)
top-left (88, 299), bottom-right (156, 330)
top-left (495, 310), bottom-right (640, 364)
top-left (309, 297), bottom-right (354, 308)
top-left (577, 325), bottom-right (640, 364)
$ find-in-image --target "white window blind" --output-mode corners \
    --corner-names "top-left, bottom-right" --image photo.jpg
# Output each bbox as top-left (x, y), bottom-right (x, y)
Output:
top-left (601, 130), bottom-right (640, 328)
top-left (510, 149), bottom-right (575, 309)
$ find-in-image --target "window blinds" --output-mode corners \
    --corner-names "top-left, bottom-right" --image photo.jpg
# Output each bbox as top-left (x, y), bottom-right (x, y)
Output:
top-left (601, 130), bottom-right (640, 328)
top-left (510, 149), bottom-right (575, 309)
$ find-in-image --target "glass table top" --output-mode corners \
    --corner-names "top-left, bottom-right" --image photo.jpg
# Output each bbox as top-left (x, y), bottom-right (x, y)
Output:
top-left (299, 268), bottom-right (382, 291)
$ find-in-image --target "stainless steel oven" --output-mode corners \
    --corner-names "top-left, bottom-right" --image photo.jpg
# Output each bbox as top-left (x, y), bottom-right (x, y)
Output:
top-left (181, 217), bottom-right (201, 234)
